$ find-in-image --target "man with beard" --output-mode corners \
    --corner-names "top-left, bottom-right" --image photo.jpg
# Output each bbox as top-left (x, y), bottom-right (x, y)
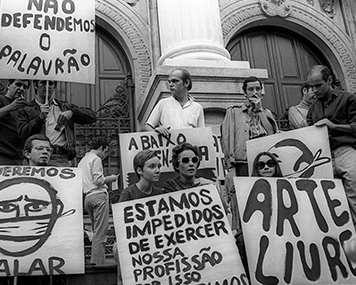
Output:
top-left (23, 134), bottom-right (52, 166)
top-left (142, 68), bottom-right (205, 137)
top-left (306, 65), bottom-right (356, 227)
top-left (0, 79), bottom-right (30, 165)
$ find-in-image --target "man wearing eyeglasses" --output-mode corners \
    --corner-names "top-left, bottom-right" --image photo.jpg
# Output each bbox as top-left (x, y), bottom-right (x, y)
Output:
top-left (0, 79), bottom-right (31, 165)
top-left (17, 80), bottom-right (97, 167)
top-left (142, 68), bottom-right (205, 137)
top-left (306, 65), bottom-right (356, 228)
top-left (23, 134), bottom-right (52, 166)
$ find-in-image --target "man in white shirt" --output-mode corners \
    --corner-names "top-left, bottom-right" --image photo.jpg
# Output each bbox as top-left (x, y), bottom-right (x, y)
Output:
top-left (142, 68), bottom-right (205, 137)
top-left (288, 82), bottom-right (315, 129)
top-left (78, 137), bottom-right (117, 266)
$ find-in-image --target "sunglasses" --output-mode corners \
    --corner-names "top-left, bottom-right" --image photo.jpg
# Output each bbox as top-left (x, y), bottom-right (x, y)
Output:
top-left (179, 156), bottom-right (200, 164)
top-left (256, 159), bottom-right (276, 170)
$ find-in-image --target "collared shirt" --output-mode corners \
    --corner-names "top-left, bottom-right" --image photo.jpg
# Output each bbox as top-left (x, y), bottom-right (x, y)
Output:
top-left (78, 151), bottom-right (108, 196)
top-left (221, 102), bottom-right (279, 167)
top-left (307, 89), bottom-right (356, 150)
top-left (146, 95), bottom-right (205, 129)
top-left (289, 101), bottom-right (310, 129)
top-left (36, 99), bottom-right (66, 147)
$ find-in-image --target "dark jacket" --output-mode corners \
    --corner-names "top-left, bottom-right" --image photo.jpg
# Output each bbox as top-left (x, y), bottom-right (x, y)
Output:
top-left (17, 99), bottom-right (97, 160)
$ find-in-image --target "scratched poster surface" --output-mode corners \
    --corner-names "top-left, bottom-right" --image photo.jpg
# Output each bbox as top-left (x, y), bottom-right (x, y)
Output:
top-left (119, 127), bottom-right (217, 189)
top-left (112, 184), bottom-right (248, 285)
top-left (235, 177), bottom-right (356, 285)
top-left (247, 126), bottom-right (333, 178)
top-left (0, 0), bottom-right (95, 83)
top-left (0, 166), bottom-right (84, 276)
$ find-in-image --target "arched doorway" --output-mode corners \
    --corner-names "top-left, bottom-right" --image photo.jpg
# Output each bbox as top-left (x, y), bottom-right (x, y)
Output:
top-left (74, 25), bottom-right (135, 170)
top-left (227, 26), bottom-right (334, 118)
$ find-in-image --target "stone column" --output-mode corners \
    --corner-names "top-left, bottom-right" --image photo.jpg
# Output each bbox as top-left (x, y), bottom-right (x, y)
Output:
top-left (156, 0), bottom-right (245, 67)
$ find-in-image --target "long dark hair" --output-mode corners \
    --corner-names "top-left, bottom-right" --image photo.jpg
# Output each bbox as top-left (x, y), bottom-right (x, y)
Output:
top-left (251, 152), bottom-right (283, 177)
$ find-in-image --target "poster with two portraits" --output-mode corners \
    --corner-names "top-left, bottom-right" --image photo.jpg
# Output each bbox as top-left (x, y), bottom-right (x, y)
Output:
top-left (237, 126), bottom-right (356, 284)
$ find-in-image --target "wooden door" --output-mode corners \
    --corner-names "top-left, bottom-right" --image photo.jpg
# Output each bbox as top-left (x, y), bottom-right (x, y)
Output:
top-left (227, 27), bottom-right (330, 118)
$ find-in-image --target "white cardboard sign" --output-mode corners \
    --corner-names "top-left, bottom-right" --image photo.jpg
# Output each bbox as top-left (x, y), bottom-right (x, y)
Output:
top-left (112, 184), bottom-right (247, 285)
top-left (0, 0), bottom-right (95, 83)
top-left (0, 166), bottom-right (84, 276)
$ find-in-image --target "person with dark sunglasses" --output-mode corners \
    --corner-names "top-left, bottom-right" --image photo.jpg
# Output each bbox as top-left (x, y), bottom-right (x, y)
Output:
top-left (163, 142), bottom-right (214, 193)
top-left (251, 151), bottom-right (283, 177)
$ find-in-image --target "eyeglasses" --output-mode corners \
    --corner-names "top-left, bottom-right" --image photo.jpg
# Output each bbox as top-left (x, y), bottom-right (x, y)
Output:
top-left (256, 159), bottom-right (276, 170)
top-left (179, 156), bottom-right (200, 164)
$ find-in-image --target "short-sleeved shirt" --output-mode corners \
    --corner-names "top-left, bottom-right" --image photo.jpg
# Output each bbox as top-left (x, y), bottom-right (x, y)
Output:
top-left (146, 95), bottom-right (205, 129)
top-left (306, 89), bottom-right (356, 150)
top-left (119, 183), bottom-right (164, 202)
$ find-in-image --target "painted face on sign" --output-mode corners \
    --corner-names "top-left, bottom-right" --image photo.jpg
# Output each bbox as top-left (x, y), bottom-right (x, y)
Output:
top-left (0, 177), bottom-right (74, 257)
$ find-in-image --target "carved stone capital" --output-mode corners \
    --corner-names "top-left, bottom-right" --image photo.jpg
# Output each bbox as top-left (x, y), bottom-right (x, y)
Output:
top-left (319, 0), bottom-right (335, 18)
top-left (259, 0), bottom-right (292, 17)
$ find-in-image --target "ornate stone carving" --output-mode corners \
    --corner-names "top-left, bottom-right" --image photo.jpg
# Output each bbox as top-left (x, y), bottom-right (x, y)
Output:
top-left (221, 3), bottom-right (356, 93)
top-left (259, 0), bottom-right (291, 17)
top-left (319, 0), bottom-right (335, 18)
top-left (96, 0), bottom-right (151, 98)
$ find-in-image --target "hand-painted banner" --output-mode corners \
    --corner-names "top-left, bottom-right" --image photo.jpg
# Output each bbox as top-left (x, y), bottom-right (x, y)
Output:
top-left (246, 126), bottom-right (333, 178)
top-left (234, 177), bottom-right (356, 284)
top-left (211, 125), bottom-right (226, 180)
top-left (0, 166), bottom-right (84, 276)
top-left (119, 127), bottom-right (217, 188)
top-left (0, 0), bottom-right (95, 84)
top-left (112, 184), bottom-right (247, 285)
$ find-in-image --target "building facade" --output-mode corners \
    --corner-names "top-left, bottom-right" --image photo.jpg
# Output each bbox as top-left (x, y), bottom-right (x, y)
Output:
top-left (1, 0), bottom-right (355, 131)
top-left (87, 0), bottom-right (356, 131)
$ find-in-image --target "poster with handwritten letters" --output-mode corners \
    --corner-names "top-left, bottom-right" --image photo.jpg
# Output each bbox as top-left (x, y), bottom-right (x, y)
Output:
top-left (0, 0), bottom-right (95, 83)
top-left (0, 166), bottom-right (84, 277)
top-left (112, 184), bottom-right (247, 285)
top-left (119, 127), bottom-right (217, 188)
top-left (210, 125), bottom-right (226, 180)
top-left (235, 177), bottom-right (356, 285)
top-left (247, 126), bottom-right (333, 178)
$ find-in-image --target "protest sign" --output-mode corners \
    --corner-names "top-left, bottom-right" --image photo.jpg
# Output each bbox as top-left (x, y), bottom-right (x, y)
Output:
top-left (0, 166), bottom-right (84, 276)
top-left (234, 177), bottom-right (356, 284)
top-left (247, 126), bottom-right (333, 178)
top-left (211, 125), bottom-right (226, 180)
top-left (112, 184), bottom-right (247, 285)
top-left (119, 127), bottom-right (217, 188)
top-left (0, 0), bottom-right (95, 83)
